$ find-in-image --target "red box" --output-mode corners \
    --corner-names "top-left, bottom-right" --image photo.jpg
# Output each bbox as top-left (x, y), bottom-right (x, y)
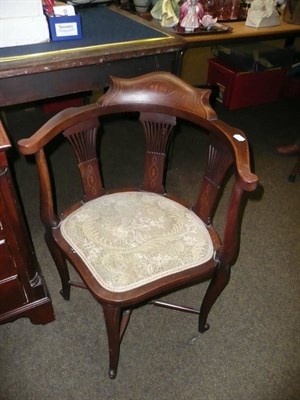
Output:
top-left (42, 95), bottom-right (84, 113)
top-left (207, 58), bottom-right (287, 110)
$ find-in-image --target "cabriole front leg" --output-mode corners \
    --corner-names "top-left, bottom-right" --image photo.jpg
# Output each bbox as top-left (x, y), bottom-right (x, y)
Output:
top-left (198, 263), bottom-right (231, 333)
top-left (44, 231), bottom-right (71, 300)
top-left (102, 305), bottom-right (122, 379)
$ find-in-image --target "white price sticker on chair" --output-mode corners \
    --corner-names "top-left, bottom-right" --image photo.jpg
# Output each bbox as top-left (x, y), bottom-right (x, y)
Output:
top-left (233, 134), bottom-right (246, 142)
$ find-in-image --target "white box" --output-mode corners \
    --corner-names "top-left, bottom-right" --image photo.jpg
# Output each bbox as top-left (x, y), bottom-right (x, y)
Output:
top-left (0, 0), bottom-right (50, 48)
top-left (0, 0), bottom-right (44, 18)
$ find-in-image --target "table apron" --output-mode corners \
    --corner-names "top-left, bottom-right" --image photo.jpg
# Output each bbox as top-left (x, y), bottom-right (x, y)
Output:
top-left (0, 52), bottom-right (178, 107)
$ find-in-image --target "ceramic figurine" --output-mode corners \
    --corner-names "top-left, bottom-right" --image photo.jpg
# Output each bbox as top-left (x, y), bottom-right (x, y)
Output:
top-left (200, 14), bottom-right (217, 28)
top-left (179, 0), bottom-right (205, 31)
top-left (246, 0), bottom-right (280, 27)
top-left (151, 0), bottom-right (181, 27)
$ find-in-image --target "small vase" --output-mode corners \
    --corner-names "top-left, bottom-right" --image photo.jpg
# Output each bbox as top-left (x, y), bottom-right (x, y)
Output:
top-left (133, 0), bottom-right (150, 13)
top-left (215, 0), bottom-right (231, 20)
top-left (228, 0), bottom-right (240, 20)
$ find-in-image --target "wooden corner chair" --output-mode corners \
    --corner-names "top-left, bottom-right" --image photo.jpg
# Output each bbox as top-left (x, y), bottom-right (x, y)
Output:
top-left (18, 72), bottom-right (258, 379)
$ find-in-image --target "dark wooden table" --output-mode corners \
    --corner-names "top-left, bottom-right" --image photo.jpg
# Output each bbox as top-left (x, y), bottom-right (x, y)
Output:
top-left (1, 5), bottom-right (300, 108)
top-left (0, 6), bottom-right (184, 107)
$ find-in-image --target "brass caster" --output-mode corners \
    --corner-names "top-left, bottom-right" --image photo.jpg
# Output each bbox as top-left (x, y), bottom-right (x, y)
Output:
top-left (199, 323), bottom-right (210, 334)
top-left (59, 288), bottom-right (70, 301)
top-left (109, 369), bottom-right (117, 379)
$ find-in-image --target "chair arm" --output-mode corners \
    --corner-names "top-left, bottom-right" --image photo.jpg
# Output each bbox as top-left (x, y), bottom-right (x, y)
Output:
top-left (211, 120), bottom-right (259, 192)
top-left (18, 104), bottom-right (100, 156)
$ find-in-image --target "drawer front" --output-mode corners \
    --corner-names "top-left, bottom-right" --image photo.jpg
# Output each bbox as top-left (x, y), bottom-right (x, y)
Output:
top-left (0, 217), bottom-right (5, 241)
top-left (0, 239), bottom-right (18, 280)
top-left (0, 197), bottom-right (20, 281)
top-left (0, 277), bottom-right (27, 314)
top-left (0, 196), bottom-right (27, 313)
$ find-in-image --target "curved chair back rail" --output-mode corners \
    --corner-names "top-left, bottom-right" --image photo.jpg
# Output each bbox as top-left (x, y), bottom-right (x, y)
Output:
top-left (18, 71), bottom-right (259, 379)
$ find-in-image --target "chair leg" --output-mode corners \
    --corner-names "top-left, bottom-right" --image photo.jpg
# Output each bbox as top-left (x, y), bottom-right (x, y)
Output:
top-left (102, 305), bottom-right (122, 379)
top-left (198, 263), bottom-right (231, 333)
top-left (44, 231), bottom-right (71, 300)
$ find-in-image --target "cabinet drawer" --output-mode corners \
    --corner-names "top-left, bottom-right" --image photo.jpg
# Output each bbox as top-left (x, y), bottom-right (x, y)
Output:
top-left (0, 218), bottom-right (5, 241)
top-left (0, 276), bottom-right (27, 314)
top-left (0, 239), bottom-right (18, 280)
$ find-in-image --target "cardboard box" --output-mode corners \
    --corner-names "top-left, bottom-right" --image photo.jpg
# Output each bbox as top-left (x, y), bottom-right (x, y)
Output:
top-left (0, 0), bottom-right (50, 47)
top-left (42, 94), bottom-right (85, 113)
top-left (47, 15), bottom-right (82, 41)
top-left (207, 58), bottom-right (287, 110)
top-left (0, 0), bottom-right (44, 18)
top-left (211, 43), bottom-right (294, 72)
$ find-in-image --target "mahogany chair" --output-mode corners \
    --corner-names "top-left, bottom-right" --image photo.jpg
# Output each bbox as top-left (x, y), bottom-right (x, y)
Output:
top-left (18, 72), bottom-right (258, 379)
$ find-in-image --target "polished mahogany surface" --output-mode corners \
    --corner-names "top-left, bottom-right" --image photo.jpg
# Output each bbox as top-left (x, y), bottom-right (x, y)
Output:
top-left (0, 122), bottom-right (54, 325)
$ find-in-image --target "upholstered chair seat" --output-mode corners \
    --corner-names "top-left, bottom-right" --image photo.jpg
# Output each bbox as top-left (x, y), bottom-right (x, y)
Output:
top-left (61, 191), bottom-right (214, 293)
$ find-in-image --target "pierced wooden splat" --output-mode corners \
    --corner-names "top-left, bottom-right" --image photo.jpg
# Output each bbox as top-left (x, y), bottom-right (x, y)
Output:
top-left (63, 118), bottom-right (105, 201)
top-left (194, 139), bottom-right (233, 225)
top-left (139, 112), bottom-right (176, 193)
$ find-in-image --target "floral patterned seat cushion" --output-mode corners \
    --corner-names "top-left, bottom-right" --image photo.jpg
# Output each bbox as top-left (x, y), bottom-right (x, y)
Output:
top-left (60, 191), bottom-right (214, 293)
